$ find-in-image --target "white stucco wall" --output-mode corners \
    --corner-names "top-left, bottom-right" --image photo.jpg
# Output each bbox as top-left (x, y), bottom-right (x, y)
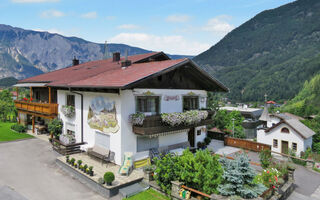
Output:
top-left (195, 126), bottom-right (207, 146)
top-left (58, 88), bottom-right (209, 165)
top-left (159, 132), bottom-right (188, 147)
top-left (58, 90), bottom-right (123, 165)
top-left (257, 123), bottom-right (308, 155)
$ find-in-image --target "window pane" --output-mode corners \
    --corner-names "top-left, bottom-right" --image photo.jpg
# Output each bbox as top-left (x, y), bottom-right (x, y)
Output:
top-left (183, 96), bottom-right (199, 111)
top-left (137, 96), bottom-right (159, 114)
top-left (137, 137), bottom-right (159, 152)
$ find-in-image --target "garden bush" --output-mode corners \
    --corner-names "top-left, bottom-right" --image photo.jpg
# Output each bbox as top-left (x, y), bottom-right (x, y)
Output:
top-left (11, 124), bottom-right (26, 133)
top-left (204, 137), bottom-right (211, 145)
top-left (253, 168), bottom-right (281, 189)
top-left (153, 149), bottom-right (223, 195)
top-left (104, 172), bottom-right (115, 185)
top-left (218, 153), bottom-right (267, 199)
top-left (259, 149), bottom-right (272, 169)
top-left (48, 118), bottom-right (63, 139)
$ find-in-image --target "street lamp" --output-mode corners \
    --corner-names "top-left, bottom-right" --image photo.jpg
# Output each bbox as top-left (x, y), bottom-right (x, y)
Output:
top-left (232, 118), bottom-right (235, 138)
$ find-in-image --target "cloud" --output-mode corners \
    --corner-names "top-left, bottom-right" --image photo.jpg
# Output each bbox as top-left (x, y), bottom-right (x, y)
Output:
top-left (11, 0), bottom-right (59, 2)
top-left (203, 15), bottom-right (234, 35)
top-left (117, 24), bottom-right (140, 30)
top-left (41, 10), bottom-right (65, 18)
top-left (81, 12), bottom-right (97, 19)
top-left (109, 33), bottom-right (210, 55)
top-left (166, 14), bottom-right (191, 23)
top-left (106, 16), bottom-right (116, 21)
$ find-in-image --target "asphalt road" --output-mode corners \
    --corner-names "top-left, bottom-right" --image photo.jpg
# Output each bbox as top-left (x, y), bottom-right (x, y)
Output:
top-left (0, 138), bottom-right (106, 200)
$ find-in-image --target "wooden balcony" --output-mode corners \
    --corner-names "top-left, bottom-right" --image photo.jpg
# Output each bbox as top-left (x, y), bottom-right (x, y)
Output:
top-left (133, 110), bottom-right (215, 136)
top-left (14, 100), bottom-right (58, 118)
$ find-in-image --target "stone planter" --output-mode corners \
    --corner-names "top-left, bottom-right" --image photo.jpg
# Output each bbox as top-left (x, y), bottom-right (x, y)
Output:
top-left (144, 170), bottom-right (154, 182)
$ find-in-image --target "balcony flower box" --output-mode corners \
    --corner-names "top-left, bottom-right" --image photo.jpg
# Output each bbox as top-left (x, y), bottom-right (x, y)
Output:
top-left (161, 110), bottom-right (208, 127)
top-left (61, 105), bottom-right (75, 118)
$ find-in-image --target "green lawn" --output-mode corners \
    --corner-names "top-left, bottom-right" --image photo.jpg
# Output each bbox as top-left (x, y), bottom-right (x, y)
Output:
top-left (0, 122), bottom-right (33, 142)
top-left (124, 189), bottom-right (170, 200)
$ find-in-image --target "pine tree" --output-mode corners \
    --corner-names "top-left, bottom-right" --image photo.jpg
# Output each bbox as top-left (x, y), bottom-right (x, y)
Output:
top-left (218, 153), bottom-right (266, 198)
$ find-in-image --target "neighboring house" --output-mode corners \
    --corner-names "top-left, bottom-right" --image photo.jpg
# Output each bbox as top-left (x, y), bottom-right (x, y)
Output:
top-left (14, 51), bottom-right (228, 165)
top-left (220, 106), bottom-right (263, 139)
top-left (257, 106), bottom-right (315, 156)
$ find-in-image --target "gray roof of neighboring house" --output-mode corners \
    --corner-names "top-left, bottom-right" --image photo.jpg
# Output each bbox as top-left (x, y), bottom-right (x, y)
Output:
top-left (259, 105), bottom-right (269, 121)
top-left (266, 113), bottom-right (315, 139)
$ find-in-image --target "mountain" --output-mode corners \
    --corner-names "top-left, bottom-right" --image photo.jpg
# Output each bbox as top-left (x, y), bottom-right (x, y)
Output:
top-left (0, 77), bottom-right (18, 87)
top-left (282, 73), bottom-right (320, 117)
top-left (194, 0), bottom-right (320, 102)
top-left (0, 24), bottom-right (192, 80)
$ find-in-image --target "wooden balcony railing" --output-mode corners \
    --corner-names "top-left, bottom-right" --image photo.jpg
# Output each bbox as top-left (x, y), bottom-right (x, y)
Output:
top-left (14, 100), bottom-right (58, 118)
top-left (133, 110), bottom-right (215, 135)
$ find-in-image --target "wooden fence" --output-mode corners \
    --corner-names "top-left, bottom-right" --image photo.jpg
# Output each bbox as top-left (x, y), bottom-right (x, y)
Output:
top-left (224, 137), bottom-right (271, 152)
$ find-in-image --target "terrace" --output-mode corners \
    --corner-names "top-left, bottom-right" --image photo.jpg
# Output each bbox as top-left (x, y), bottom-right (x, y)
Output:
top-left (56, 153), bottom-right (144, 198)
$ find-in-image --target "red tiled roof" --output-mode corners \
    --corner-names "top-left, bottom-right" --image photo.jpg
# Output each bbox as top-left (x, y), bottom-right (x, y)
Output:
top-left (18, 52), bottom-right (177, 88)
top-left (67, 59), bottom-right (186, 88)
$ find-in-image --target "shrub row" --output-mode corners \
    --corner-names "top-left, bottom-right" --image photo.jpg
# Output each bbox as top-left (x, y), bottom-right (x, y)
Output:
top-left (11, 124), bottom-right (26, 133)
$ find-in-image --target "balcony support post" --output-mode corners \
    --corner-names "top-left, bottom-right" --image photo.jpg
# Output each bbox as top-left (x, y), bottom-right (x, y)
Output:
top-left (16, 87), bottom-right (19, 100)
top-left (32, 115), bottom-right (35, 134)
top-left (48, 87), bottom-right (51, 104)
top-left (30, 87), bottom-right (32, 100)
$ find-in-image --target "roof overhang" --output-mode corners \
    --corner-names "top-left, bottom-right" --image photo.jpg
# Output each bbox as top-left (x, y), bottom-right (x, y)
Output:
top-left (13, 83), bottom-right (48, 87)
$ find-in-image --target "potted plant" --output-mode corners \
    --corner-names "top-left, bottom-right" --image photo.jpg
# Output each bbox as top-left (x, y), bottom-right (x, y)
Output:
top-left (77, 160), bottom-right (82, 169)
top-left (98, 177), bottom-right (105, 185)
top-left (104, 172), bottom-right (115, 186)
top-left (89, 166), bottom-right (94, 176)
top-left (48, 118), bottom-right (63, 140)
top-left (66, 155), bottom-right (69, 163)
top-left (70, 158), bottom-right (76, 166)
top-left (143, 165), bottom-right (154, 182)
top-left (83, 164), bottom-right (88, 173)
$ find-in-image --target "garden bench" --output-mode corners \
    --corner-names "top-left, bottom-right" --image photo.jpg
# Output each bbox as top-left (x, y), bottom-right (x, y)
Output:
top-left (87, 145), bottom-right (114, 164)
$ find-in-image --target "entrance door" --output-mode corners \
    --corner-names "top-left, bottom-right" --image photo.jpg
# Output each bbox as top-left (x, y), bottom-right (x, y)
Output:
top-left (281, 141), bottom-right (289, 154)
top-left (188, 128), bottom-right (195, 147)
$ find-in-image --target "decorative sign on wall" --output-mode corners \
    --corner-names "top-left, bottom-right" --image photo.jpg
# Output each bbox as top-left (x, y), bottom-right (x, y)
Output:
top-left (163, 95), bottom-right (180, 101)
top-left (87, 96), bottom-right (119, 133)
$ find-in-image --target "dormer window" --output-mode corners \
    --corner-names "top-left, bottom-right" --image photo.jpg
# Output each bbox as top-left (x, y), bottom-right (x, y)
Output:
top-left (281, 127), bottom-right (289, 133)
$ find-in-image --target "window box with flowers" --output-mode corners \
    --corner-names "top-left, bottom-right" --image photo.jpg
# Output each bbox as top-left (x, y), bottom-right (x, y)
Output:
top-left (61, 105), bottom-right (75, 118)
top-left (161, 110), bottom-right (208, 127)
top-left (129, 113), bottom-right (146, 126)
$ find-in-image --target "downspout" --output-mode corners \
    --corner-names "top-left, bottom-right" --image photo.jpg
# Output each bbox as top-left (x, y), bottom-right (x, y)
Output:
top-left (69, 88), bottom-right (84, 143)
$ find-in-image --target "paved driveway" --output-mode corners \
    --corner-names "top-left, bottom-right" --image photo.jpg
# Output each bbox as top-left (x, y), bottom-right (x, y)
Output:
top-left (288, 164), bottom-right (320, 200)
top-left (0, 138), bottom-right (107, 200)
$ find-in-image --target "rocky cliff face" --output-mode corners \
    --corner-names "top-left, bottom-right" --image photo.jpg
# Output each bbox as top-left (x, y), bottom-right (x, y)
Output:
top-left (0, 24), bottom-right (191, 79)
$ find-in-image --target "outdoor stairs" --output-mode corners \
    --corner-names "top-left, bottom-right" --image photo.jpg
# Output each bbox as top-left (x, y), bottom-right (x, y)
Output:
top-left (119, 182), bottom-right (149, 198)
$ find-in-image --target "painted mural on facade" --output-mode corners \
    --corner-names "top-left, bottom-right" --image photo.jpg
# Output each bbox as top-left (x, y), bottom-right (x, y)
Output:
top-left (87, 96), bottom-right (119, 133)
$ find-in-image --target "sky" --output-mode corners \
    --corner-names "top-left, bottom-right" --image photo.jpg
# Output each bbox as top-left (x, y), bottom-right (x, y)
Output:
top-left (0, 0), bottom-right (296, 55)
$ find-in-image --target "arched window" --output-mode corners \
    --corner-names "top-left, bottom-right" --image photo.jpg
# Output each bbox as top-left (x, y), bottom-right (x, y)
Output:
top-left (281, 127), bottom-right (289, 133)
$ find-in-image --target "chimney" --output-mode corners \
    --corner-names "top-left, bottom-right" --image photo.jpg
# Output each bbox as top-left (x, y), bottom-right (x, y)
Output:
top-left (121, 60), bottom-right (132, 68)
top-left (72, 56), bottom-right (79, 66)
top-left (112, 52), bottom-right (120, 62)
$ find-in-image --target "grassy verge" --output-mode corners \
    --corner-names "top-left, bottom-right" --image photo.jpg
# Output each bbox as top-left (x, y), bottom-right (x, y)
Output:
top-left (124, 189), bottom-right (170, 200)
top-left (0, 122), bottom-right (33, 142)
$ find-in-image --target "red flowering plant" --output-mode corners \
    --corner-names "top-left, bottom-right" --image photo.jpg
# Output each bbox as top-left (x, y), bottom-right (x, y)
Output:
top-left (22, 97), bottom-right (28, 101)
top-left (253, 168), bottom-right (281, 189)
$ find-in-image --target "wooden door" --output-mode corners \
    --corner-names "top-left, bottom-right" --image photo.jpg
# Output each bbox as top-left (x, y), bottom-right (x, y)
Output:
top-left (188, 127), bottom-right (195, 147)
top-left (281, 141), bottom-right (289, 154)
